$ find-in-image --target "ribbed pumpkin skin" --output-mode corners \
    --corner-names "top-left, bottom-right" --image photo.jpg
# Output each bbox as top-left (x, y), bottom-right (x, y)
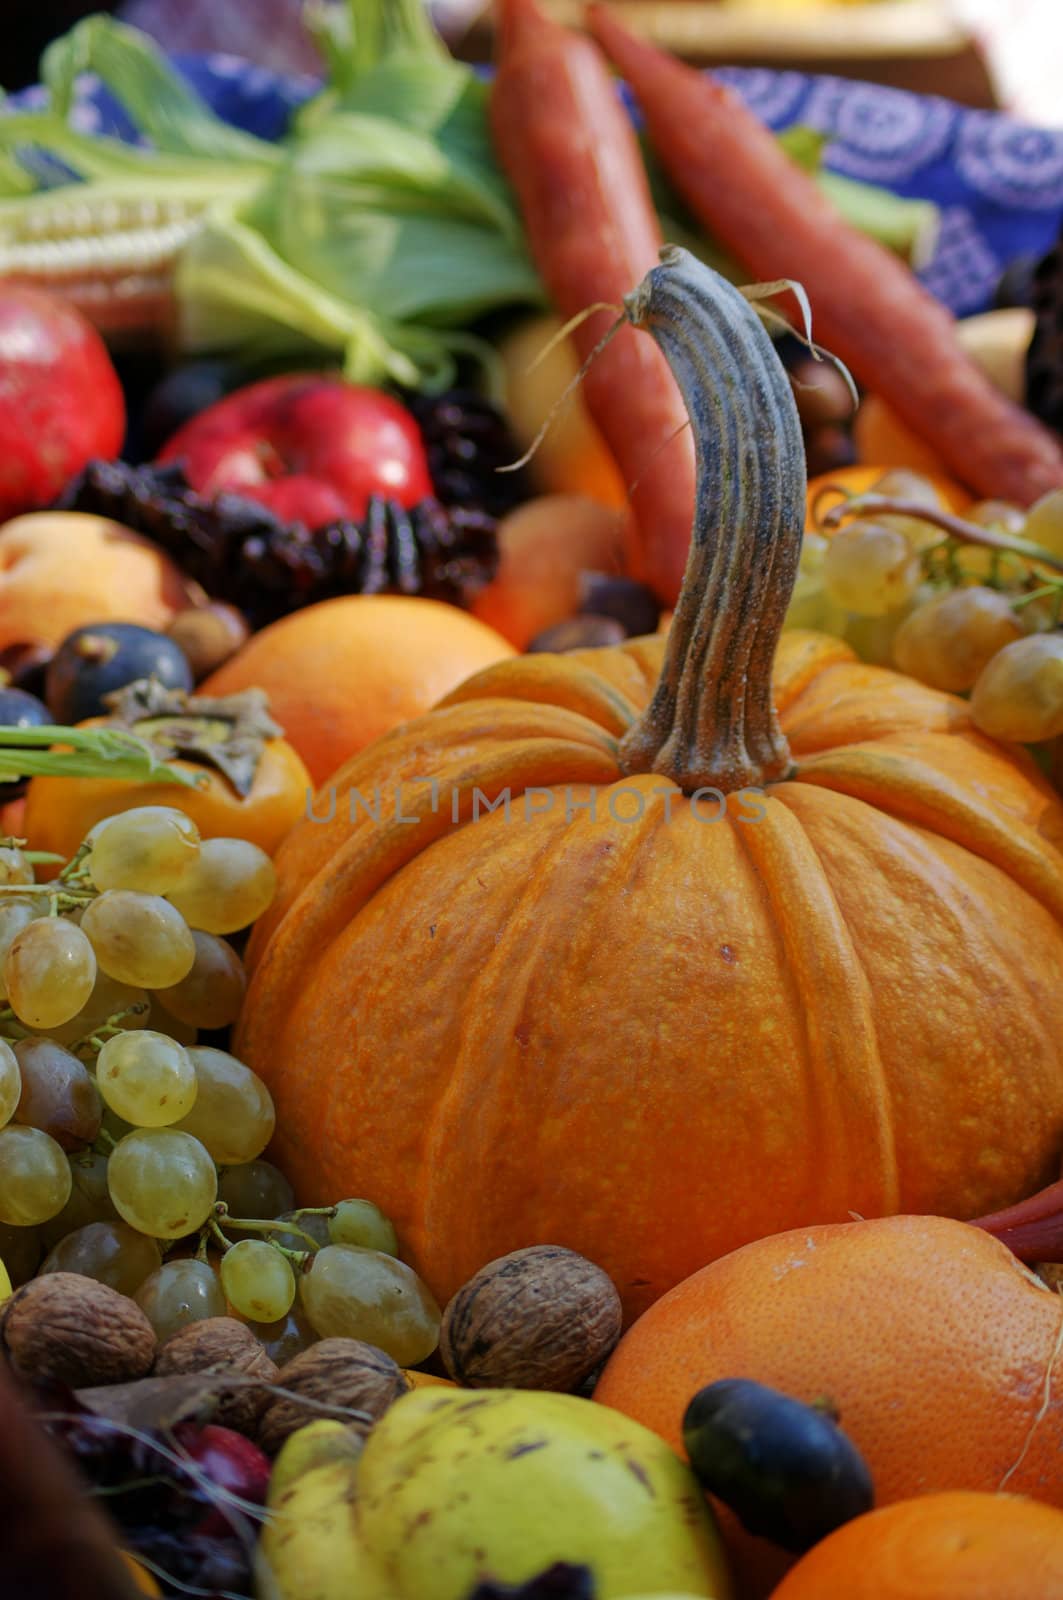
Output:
top-left (239, 630), bottom-right (1063, 1319)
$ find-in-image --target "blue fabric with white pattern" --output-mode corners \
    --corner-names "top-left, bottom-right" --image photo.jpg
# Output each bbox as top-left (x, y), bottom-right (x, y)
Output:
top-left (14, 55), bottom-right (1063, 317)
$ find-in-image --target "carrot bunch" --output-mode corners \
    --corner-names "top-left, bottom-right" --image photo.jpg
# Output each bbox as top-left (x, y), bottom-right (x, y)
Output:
top-left (491, 0), bottom-right (1063, 605)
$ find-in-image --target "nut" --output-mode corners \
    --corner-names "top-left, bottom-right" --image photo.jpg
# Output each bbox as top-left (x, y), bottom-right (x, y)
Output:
top-left (440, 1245), bottom-right (622, 1391)
top-left (156, 1317), bottom-right (279, 1434)
top-left (257, 1337), bottom-right (408, 1454)
top-left (1, 1273), bottom-right (156, 1387)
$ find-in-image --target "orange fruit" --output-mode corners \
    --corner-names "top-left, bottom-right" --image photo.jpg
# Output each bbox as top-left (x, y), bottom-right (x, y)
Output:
top-left (771, 1491), bottom-right (1063, 1600)
top-left (595, 1216), bottom-right (1063, 1596)
top-left (203, 595), bottom-right (515, 786)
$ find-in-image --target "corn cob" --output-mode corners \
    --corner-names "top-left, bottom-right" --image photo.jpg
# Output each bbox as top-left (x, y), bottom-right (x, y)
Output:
top-left (0, 180), bottom-right (237, 338)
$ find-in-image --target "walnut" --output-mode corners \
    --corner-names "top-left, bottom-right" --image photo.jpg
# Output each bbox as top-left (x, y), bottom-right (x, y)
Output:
top-left (1, 1273), bottom-right (156, 1388)
top-left (439, 1245), bottom-right (622, 1391)
top-left (155, 1318), bottom-right (279, 1434)
top-left (257, 1337), bottom-right (408, 1454)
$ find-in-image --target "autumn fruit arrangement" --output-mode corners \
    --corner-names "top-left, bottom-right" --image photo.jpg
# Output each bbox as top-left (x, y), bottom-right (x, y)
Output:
top-left (2, 0), bottom-right (1063, 1595)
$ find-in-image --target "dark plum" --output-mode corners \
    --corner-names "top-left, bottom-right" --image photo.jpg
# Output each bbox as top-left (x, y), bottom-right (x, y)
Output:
top-left (45, 623), bottom-right (193, 724)
top-left (0, 684), bottom-right (52, 802)
top-left (682, 1377), bottom-right (874, 1554)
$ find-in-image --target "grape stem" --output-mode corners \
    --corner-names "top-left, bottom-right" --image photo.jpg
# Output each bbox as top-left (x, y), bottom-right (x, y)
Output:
top-left (74, 1003), bottom-right (152, 1058)
top-left (210, 1205), bottom-right (319, 1265)
top-left (817, 492), bottom-right (1063, 575)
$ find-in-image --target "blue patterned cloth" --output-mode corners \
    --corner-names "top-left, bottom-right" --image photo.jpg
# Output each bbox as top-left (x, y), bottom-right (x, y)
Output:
top-left (13, 56), bottom-right (1063, 317)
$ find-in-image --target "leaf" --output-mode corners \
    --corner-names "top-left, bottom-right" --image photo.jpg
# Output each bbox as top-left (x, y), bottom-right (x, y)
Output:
top-left (40, 16), bottom-right (278, 169)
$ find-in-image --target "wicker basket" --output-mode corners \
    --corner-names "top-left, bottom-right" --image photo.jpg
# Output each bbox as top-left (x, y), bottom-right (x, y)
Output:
top-left (453, 0), bottom-right (997, 106)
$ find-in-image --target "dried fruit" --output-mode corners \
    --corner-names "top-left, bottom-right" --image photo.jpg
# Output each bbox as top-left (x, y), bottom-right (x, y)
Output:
top-left (1, 1272), bottom-right (156, 1387)
top-left (440, 1246), bottom-right (622, 1391)
top-left (155, 1316), bottom-right (279, 1434)
top-left (257, 1336), bottom-right (408, 1454)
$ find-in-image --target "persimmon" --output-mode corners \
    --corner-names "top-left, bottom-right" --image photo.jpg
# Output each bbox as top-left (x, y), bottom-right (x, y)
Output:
top-left (23, 685), bottom-right (310, 864)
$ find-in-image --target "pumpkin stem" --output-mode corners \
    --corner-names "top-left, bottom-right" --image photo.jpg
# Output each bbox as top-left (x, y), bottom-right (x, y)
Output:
top-left (972, 1177), bottom-right (1063, 1264)
top-left (617, 246), bottom-right (805, 794)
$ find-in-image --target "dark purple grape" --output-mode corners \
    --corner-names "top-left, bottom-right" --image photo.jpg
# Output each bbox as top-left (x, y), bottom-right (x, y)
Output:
top-left (45, 623), bottom-right (193, 723)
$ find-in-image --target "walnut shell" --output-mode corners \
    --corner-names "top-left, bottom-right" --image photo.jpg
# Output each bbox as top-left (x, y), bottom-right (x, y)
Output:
top-left (156, 1317), bottom-right (279, 1434)
top-left (257, 1337), bottom-right (408, 1454)
top-left (1, 1273), bottom-right (156, 1387)
top-left (440, 1245), bottom-right (622, 1391)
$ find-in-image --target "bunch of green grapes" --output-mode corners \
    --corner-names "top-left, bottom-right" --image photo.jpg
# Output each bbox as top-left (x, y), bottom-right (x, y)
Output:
top-left (787, 471), bottom-right (1063, 749)
top-left (0, 804), bottom-right (441, 1370)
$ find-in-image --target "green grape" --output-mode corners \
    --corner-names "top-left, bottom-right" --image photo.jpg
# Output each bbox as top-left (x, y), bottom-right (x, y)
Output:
top-left (273, 1210), bottom-right (331, 1252)
top-left (891, 587), bottom-right (1023, 692)
top-left (95, 1030), bottom-right (198, 1129)
top-left (970, 634), bottom-right (1063, 743)
top-left (871, 468), bottom-right (945, 508)
top-left (175, 1047), bottom-right (275, 1166)
top-left (328, 1199), bottom-right (399, 1257)
top-left (782, 571), bottom-right (848, 636)
top-left (0, 1038), bottom-right (20, 1128)
top-left (220, 1238), bottom-right (296, 1321)
top-left (153, 931), bottom-right (247, 1029)
top-left (244, 1304), bottom-right (317, 1365)
top-left (217, 1160), bottom-right (294, 1226)
top-left (299, 1244), bottom-right (441, 1365)
top-left (1024, 488), bottom-right (1063, 560)
top-left (5, 917), bottom-right (97, 1028)
top-left (42, 972), bottom-right (149, 1047)
top-left (822, 520), bottom-right (922, 617)
top-left (39, 1219), bottom-right (161, 1297)
top-left (12, 1038), bottom-right (102, 1151)
top-left (0, 1220), bottom-right (41, 1285)
top-left (135, 1256), bottom-right (227, 1344)
top-left (841, 607), bottom-right (915, 669)
top-left (0, 847), bottom-right (34, 886)
top-left (167, 838), bottom-right (276, 935)
top-left (106, 1128), bottom-right (217, 1240)
top-left (88, 806), bottom-right (200, 895)
top-left (38, 1150), bottom-right (118, 1250)
top-left (0, 902), bottom-right (42, 1001)
top-left (81, 890), bottom-right (196, 989)
top-left (0, 1125), bottom-right (72, 1226)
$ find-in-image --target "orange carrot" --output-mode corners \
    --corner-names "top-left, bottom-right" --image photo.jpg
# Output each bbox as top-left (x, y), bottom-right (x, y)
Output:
top-left (587, 3), bottom-right (1063, 508)
top-left (490, 0), bottom-right (697, 603)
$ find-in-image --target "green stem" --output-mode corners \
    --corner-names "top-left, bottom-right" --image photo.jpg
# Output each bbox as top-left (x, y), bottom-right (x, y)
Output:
top-left (617, 247), bottom-right (803, 793)
top-left (0, 724), bottom-right (206, 788)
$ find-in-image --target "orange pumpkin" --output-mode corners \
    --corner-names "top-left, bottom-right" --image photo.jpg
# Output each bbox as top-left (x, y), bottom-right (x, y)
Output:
top-left (595, 1214), bottom-right (1063, 1594)
top-left (770, 1491), bottom-right (1063, 1600)
top-left (203, 595), bottom-right (515, 786)
top-left (239, 250), bottom-right (1063, 1323)
top-left (23, 685), bottom-right (310, 864)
